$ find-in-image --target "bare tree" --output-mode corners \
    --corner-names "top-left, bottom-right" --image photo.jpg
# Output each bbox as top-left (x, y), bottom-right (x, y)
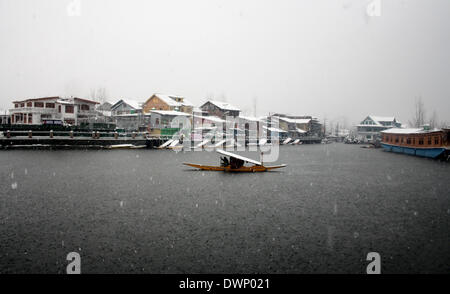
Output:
top-left (409, 97), bottom-right (426, 128)
top-left (205, 92), bottom-right (215, 101)
top-left (252, 96), bottom-right (257, 117)
top-left (219, 93), bottom-right (227, 102)
top-left (90, 87), bottom-right (108, 103)
top-left (428, 110), bottom-right (438, 129)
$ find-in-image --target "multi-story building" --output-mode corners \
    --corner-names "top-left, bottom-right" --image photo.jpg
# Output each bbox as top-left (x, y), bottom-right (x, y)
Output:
top-left (272, 114), bottom-right (323, 139)
top-left (200, 100), bottom-right (240, 119)
top-left (356, 115), bottom-right (402, 141)
top-left (110, 99), bottom-right (142, 115)
top-left (142, 94), bottom-right (194, 114)
top-left (9, 96), bottom-right (99, 125)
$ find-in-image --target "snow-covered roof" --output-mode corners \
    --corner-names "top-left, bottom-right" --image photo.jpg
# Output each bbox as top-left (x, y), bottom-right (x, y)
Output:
top-left (293, 119), bottom-right (311, 124)
top-left (370, 116), bottom-right (396, 122)
top-left (276, 116), bottom-right (294, 123)
top-left (263, 126), bottom-right (287, 133)
top-left (276, 116), bottom-right (311, 124)
top-left (361, 115), bottom-right (397, 126)
top-left (381, 128), bottom-right (441, 134)
top-left (152, 94), bottom-right (183, 107)
top-left (194, 115), bottom-right (225, 123)
top-left (112, 99), bottom-right (142, 110)
top-left (122, 99), bottom-right (142, 109)
top-left (204, 100), bottom-right (240, 111)
top-left (239, 116), bottom-right (261, 122)
top-left (150, 110), bottom-right (191, 116)
top-left (180, 98), bottom-right (194, 107)
top-left (193, 107), bottom-right (206, 113)
top-left (56, 99), bottom-right (73, 105)
top-left (296, 128), bottom-right (307, 133)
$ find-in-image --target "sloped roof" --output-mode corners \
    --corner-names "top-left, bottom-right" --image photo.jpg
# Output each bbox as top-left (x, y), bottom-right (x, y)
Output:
top-left (370, 116), bottom-right (396, 122)
top-left (263, 126), bottom-right (287, 133)
top-left (202, 100), bottom-right (240, 111)
top-left (293, 118), bottom-right (311, 124)
top-left (239, 115), bottom-right (261, 122)
top-left (152, 94), bottom-right (183, 107)
top-left (180, 98), bottom-right (194, 107)
top-left (362, 115), bottom-right (397, 126)
top-left (381, 128), bottom-right (441, 134)
top-left (111, 99), bottom-right (142, 110)
top-left (276, 116), bottom-right (311, 124)
top-left (194, 115), bottom-right (225, 123)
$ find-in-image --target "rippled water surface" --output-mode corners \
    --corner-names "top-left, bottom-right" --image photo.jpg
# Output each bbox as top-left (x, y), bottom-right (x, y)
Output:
top-left (0, 144), bottom-right (449, 273)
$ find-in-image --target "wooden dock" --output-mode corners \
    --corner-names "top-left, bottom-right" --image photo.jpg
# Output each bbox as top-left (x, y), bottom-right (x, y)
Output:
top-left (0, 130), bottom-right (171, 149)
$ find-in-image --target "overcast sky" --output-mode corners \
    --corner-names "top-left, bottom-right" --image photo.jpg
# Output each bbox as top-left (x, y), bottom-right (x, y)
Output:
top-left (0, 0), bottom-right (449, 126)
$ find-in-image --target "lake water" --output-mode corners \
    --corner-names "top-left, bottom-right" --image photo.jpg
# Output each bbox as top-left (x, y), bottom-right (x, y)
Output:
top-left (0, 143), bottom-right (449, 273)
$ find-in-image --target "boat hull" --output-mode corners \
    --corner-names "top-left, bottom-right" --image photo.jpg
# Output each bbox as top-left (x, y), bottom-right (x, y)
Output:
top-left (183, 163), bottom-right (286, 172)
top-left (381, 143), bottom-right (445, 159)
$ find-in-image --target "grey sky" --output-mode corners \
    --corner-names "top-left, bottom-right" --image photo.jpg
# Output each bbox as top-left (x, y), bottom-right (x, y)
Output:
top-left (0, 0), bottom-right (449, 126)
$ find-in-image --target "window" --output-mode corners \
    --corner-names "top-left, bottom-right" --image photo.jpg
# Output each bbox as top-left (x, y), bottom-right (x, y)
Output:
top-left (427, 137), bottom-right (432, 145)
top-left (395, 136), bottom-right (399, 143)
top-left (35, 102), bottom-right (44, 108)
top-left (27, 102), bottom-right (32, 107)
top-left (400, 137), bottom-right (404, 143)
top-left (435, 137), bottom-right (439, 145)
top-left (15, 104), bottom-right (18, 108)
top-left (407, 138), bottom-right (411, 144)
top-left (20, 103), bottom-right (25, 108)
top-left (65, 105), bottom-right (74, 113)
top-left (45, 103), bottom-right (55, 108)
top-left (58, 105), bottom-right (61, 113)
top-left (28, 114), bottom-right (32, 124)
top-left (155, 118), bottom-right (159, 125)
top-left (419, 138), bottom-right (424, 145)
top-left (81, 104), bottom-right (90, 111)
top-left (412, 138), bottom-right (416, 145)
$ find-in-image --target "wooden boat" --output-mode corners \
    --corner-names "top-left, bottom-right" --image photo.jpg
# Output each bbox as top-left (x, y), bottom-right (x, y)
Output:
top-left (183, 149), bottom-right (287, 172)
top-left (380, 127), bottom-right (449, 159)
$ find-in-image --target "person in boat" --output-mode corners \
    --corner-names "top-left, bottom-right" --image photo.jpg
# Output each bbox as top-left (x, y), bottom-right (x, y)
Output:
top-left (220, 156), bottom-right (229, 167)
top-left (229, 156), bottom-right (244, 169)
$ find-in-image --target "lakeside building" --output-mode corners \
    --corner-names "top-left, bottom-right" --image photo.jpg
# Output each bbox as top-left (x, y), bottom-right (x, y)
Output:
top-left (111, 99), bottom-right (142, 115)
top-left (9, 96), bottom-right (99, 125)
top-left (149, 110), bottom-right (191, 136)
top-left (356, 115), bottom-right (402, 141)
top-left (142, 94), bottom-right (194, 114)
top-left (113, 113), bottom-right (151, 131)
top-left (200, 100), bottom-right (240, 119)
top-left (110, 99), bottom-right (145, 131)
top-left (270, 114), bottom-right (323, 142)
top-left (97, 101), bottom-right (114, 117)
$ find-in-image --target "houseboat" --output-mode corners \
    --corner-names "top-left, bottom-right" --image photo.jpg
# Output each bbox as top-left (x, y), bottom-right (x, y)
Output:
top-left (380, 127), bottom-right (449, 159)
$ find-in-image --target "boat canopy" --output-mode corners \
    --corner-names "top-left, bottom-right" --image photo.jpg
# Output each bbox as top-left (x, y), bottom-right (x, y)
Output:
top-left (216, 149), bottom-right (262, 166)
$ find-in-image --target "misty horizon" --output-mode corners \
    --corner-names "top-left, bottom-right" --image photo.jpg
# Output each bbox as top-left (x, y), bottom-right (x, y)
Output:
top-left (1, 0), bottom-right (449, 127)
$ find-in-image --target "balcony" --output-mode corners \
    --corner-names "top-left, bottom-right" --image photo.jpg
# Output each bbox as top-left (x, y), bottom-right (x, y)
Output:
top-left (10, 107), bottom-right (59, 114)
